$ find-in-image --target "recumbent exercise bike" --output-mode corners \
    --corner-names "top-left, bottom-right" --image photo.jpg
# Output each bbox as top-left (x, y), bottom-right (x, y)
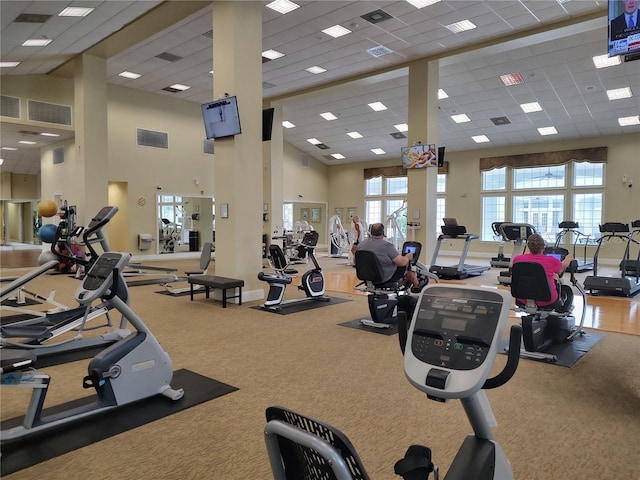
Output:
top-left (258, 230), bottom-right (330, 311)
top-left (264, 284), bottom-right (523, 480)
top-left (354, 241), bottom-right (437, 329)
top-left (510, 246), bottom-right (586, 362)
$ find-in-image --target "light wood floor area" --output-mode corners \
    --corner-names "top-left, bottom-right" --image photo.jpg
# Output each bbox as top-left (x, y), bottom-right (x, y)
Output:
top-left (319, 261), bottom-right (640, 337)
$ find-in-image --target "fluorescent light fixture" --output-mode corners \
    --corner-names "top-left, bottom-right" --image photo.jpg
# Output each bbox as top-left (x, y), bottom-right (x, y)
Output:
top-left (322, 25), bottom-right (351, 38)
top-left (451, 114), bottom-right (471, 123)
top-left (0, 159), bottom-right (3, 166)
top-left (22, 39), bottom-right (52, 47)
top-left (593, 54), bottom-right (621, 69)
top-left (18, 140), bottom-right (37, 145)
top-left (445, 20), bottom-right (476, 33)
top-left (347, 131), bottom-right (363, 139)
top-left (307, 138), bottom-right (322, 145)
top-left (0, 62), bottom-right (20, 68)
top-left (169, 84), bottom-right (190, 91)
top-left (59, 7), bottom-right (94, 17)
top-left (618, 115), bottom-right (640, 126)
top-left (394, 124), bottom-right (409, 132)
top-left (538, 126), bottom-right (558, 136)
top-left (119, 71), bottom-right (141, 79)
top-left (209, 70), bottom-right (214, 75)
top-left (606, 87), bottom-right (632, 100)
top-left (266, 0), bottom-right (300, 14)
top-left (1, 147), bottom-right (18, 150)
top-left (282, 121), bottom-right (296, 129)
top-left (40, 132), bottom-right (60, 137)
top-left (371, 148), bottom-right (386, 155)
top-left (472, 135), bottom-right (490, 143)
top-left (305, 66), bottom-right (327, 74)
top-left (331, 153), bottom-right (346, 159)
top-left (320, 112), bottom-right (338, 121)
top-left (368, 102), bottom-right (387, 111)
top-left (438, 89), bottom-right (449, 99)
top-left (520, 102), bottom-right (542, 113)
top-left (262, 49), bottom-right (285, 60)
top-left (405, 0), bottom-right (441, 8)
top-left (500, 73), bottom-right (524, 86)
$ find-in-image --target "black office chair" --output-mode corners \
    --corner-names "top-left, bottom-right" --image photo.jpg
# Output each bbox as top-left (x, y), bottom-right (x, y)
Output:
top-left (264, 406), bottom-right (370, 480)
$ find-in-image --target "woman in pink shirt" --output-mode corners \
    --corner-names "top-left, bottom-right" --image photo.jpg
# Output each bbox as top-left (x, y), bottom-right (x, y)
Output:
top-left (513, 233), bottom-right (574, 307)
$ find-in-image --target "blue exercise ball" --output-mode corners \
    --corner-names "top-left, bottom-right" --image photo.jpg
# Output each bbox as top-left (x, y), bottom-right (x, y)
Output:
top-left (38, 224), bottom-right (57, 243)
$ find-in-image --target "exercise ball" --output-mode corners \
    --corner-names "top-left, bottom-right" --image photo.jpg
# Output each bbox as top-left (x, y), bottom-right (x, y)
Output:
top-left (38, 200), bottom-right (58, 218)
top-left (38, 250), bottom-right (58, 265)
top-left (38, 224), bottom-right (58, 243)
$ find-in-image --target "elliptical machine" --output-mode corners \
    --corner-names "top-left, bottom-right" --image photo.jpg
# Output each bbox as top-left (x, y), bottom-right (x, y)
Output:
top-left (0, 251), bottom-right (184, 443)
top-left (258, 231), bottom-right (330, 311)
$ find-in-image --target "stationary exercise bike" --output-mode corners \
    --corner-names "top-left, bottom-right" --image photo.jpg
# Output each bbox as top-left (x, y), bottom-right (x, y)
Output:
top-left (0, 251), bottom-right (184, 443)
top-left (354, 241), bottom-right (437, 329)
top-left (258, 230), bottom-right (330, 311)
top-left (264, 284), bottom-right (522, 480)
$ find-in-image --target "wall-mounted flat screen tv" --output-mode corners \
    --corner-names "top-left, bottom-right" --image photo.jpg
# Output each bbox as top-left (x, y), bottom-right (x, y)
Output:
top-left (401, 144), bottom-right (437, 169)
top-left (202, 96), bottom-right (241, 139)
top-left (263, 107), bottom-right (275, 141)
top-left (437, 146), bottom-right (445, 168)
top-left (608, 0), bottom-right (640, 56)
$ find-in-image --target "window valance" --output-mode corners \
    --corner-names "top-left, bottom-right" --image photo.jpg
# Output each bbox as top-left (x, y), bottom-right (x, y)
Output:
top-left (479, 147), bottom-right (607, 172)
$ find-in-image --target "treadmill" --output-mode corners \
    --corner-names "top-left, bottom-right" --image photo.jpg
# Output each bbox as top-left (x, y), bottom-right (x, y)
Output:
top-left (619, 220), bottom-right (640, 277)
top-left (496, 223), bottom-right (536, 286)
top-left (429, 218), bottom-right (489, 280)
top-left (554, 221), bottom-right (594, 273)
top-left (583, 222), bottom-right (640, 297)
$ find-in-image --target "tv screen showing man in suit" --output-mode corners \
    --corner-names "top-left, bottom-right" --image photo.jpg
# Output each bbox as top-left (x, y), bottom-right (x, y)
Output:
top-left (609, 0), bottom-right (640, 56)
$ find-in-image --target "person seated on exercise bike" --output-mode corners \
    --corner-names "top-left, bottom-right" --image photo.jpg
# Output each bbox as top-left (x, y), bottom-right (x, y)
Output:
top-left (356, 223), bottom-right (428, 294)
top-left (512, 233), bottom-right (574, 311)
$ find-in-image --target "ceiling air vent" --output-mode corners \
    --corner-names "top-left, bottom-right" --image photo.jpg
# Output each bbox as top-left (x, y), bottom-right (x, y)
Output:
top-left (390, 132), bottom-right (406, 139)
top-left (53, 146), bottom-right (64, 165)
top-left (490, 116), bottom-right (511, 125)
top-left (203, 139), bottom-right (214, 155)
top-left (1, 95), bottom-right (21, 119)
top-left (361, 9), bottom-right (393, 24)
top-left (202, 30), bottom-right (213, 39)
top-left (263, 81), bottom-right (276, 89)
top-left (15, 13), bottom-right (51, 23)
top-left (137, 128), bottom-right (168, 149)
top-left (155, 52), bottom-right (182, 62)
top-left (162, 86), bottom-right (183, 93)
top-left (367, 46), bottom-right (393, 57)
top-left (316, 144), bottom-right (330, 150)
top-left (28, 100), bottom-right (72, 126)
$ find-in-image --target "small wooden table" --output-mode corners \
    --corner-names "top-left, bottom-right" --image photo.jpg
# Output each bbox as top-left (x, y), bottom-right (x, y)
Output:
top-left (187, 275), bottom-right (244, 308)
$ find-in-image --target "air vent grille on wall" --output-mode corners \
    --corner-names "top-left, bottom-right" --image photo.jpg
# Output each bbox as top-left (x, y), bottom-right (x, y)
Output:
top-left (28, 100), bottom-right (72, 126)
top-left (137, 128), bottom-right (169, 149)
top-left (1, 95), bottom-right (21, 119)
top-left (203, 139), bottom-right (214, 155)
top-left (53, 146), bottom-right (64, 165)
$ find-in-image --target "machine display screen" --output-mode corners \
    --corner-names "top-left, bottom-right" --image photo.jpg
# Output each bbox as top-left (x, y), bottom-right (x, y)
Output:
top-left (442, 317), bottom-right (467, 332)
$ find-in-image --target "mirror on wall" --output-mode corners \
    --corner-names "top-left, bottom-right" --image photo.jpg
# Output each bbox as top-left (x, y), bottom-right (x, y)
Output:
top-left (281, 201), bottom-right (327, 245)
top-left (157, 195), bottom-right (214, 254)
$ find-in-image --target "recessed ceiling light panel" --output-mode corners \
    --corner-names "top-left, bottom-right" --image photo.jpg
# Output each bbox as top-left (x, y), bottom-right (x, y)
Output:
top-left (445, 20), bottom-right (476, 33)
top-left (307, 138), bottom-right (321, 145)
top-left (500, 73), bottom-right (525, 86)
top-left (0, 62), bottom-right (20, 68)
top-left (119, 71), bottom-right (141, 79)
top-left (472, 135), bottom-right (490, 143)
top-left (320, 112), bottom-right (338, 121)
top-left (347, 132), bottom-right (363, 139)
top-left (537, 126), bottom-right (558, 136)
top-left (593, 54), bottom-right (621, 68)
top-left (305, 66), bottom-right (327, 74)
top-left (266, 0), bottom-right (300, 14)
top-left (394, 124), bottom-right (408, 132)
top-left (618, 115), bottom-right (640, 126)
top-left (322, 25), bottom-right (351, 38)
top-left (451, 114), bottom-right (471, 123)
top-left (22, 39), bottom-right (53, 47)
top-left (59, 7), bottom-right (94, 17)
top-left (282, 121), bottom-right (296, 129)
top-left (406, 0), bottom-right (441, 8)
top-left (438, 89), bottom-right (449, 99)
top-left (368, 102), bottom-right (387, 111)
top-left (262, 49), bottom-right (285, 60)
top-left (520, 102), bottom-right (542, 113)
top-left (331, 153), bottom-right (345, 159)
top-left (606, 87), bottom-right (632, 100)
top-left (371, 148), bottom-right (386, 155)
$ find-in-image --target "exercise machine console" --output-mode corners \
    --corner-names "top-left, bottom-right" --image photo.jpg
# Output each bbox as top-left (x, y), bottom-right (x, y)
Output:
top-left (0, 252), bottom-right (184, 443)
top-left (400, 284), bottom-right (521, 479)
